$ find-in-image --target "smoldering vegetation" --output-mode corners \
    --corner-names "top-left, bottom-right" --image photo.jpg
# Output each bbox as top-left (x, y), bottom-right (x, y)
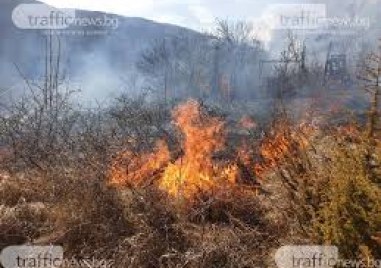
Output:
top-left (1, 10), bottom-right (381, 268)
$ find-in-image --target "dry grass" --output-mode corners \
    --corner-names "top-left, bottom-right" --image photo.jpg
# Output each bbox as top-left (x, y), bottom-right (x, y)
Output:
top-left (1, 96), bottom-right (381, 266)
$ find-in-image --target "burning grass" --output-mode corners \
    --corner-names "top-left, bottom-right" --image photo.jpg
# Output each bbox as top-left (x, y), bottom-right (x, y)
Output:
top-left (110, 100), bottom-right (257, 201)
top-left (1, 97), bottom-right (381, 265)
top-left (254, 119), bottom-right (316, 179)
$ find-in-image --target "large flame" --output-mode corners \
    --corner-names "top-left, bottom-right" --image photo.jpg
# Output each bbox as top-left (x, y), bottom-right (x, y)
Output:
top-left (110, 101), bottom-right (318, 199)
top-left (159, 100), bottom-right (238, 198)
top-left (110, 100), bottom-right (240, 199)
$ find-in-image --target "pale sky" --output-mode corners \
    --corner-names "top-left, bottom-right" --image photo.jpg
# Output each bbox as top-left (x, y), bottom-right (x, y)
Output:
top-left (40, 0), bottom-right (275, 31)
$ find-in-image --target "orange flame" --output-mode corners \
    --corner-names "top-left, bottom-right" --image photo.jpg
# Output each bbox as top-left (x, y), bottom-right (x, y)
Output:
top-left (110, 140), bottom-right (170, 187)
top-left (255, 122), bottom-right (314, 179)
top-left (109, 101), bottom-right (319, 198)
top-left (110, 100), bottom-right (241, 200)
top-left (159, 100), bottom-right (238, 199)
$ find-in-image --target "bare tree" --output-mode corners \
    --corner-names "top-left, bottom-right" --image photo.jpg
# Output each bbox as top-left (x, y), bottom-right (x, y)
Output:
top-left (1, 31), bottom-right (79, 170)
top-left (358, 39), bottom-right (381, 138)
top-left (137, 20), bottom-right (265, 103)
top-left (213, 20), bottom-right (265, 100)
top-left (137, 38), bottom-right (174, 103)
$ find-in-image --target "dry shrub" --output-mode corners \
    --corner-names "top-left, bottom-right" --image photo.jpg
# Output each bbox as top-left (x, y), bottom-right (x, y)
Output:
top-left (261, 118), bottom-right (381, 259)
top-left (114, 187), bottom-right (190, 267)
top-left (0, 171), bottom-right (53, 249)
top-left (0, 171), bottom-right (54, 206)
top-left (7, 98), bottom-right (369, 266)
top-left (310, 131), bottom-right (381, 258)
top-left (112, 185), bottom-right (281, 268)
top-left (0, 169), bottom-right (134, 259)
top-left (0, 202), bottom-right (48, 249)
top-left (47, 179), bottom-right (134, 259)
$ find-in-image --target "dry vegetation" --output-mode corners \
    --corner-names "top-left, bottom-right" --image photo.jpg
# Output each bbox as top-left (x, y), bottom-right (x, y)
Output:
top-left (1, 34), bottom-right (381, 267)
top-left (1, 86), bottom-right (381, 267)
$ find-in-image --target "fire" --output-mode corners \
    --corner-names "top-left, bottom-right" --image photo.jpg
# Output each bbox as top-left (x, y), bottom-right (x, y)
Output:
top-left (159, 100), bottom-right (238, 199)
top-left (254, 130), bottom-right (292, 178)
top-left (255, 121), bottom-right (315, 179)
top-left (109, 100), bottom-right (319, 198)
top-left (110, 100), bottom-right (241, 200)
top-left (110, 140), bottom-right (170, 187)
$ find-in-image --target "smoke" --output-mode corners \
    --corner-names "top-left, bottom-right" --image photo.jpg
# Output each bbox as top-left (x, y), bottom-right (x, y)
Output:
top-left (305, 0), bottom-right (381, 51)
top-left (262, 0), bottom-right (381, 67)
top-left (1, 0), bottom-right (380, 105)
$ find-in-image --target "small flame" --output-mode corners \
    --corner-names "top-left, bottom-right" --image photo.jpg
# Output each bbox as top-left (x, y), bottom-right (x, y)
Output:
top-left (255, 122), bottom-right (315, 179)
top-left (110, 140), bottom-right (170, 187)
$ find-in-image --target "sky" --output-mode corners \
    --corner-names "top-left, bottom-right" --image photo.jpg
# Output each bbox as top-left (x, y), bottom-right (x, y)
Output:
top-left (40, 0), bottom-right (381, 44)
top-left (39, 0), bottom-right (278, 32)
